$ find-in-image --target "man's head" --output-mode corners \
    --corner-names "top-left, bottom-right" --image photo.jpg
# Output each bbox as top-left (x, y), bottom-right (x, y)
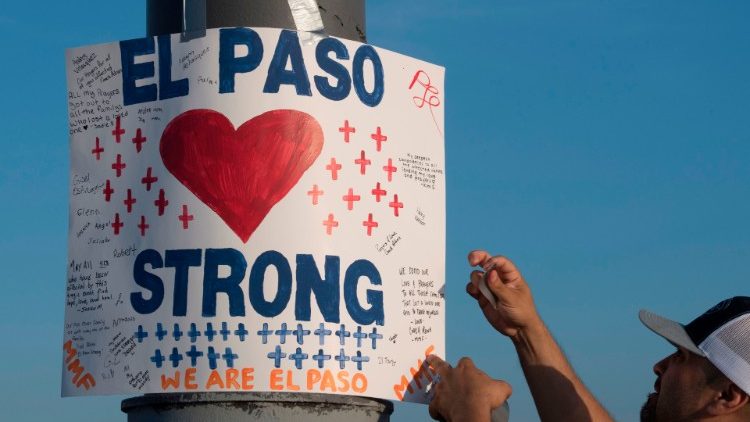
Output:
top-left (639, 296), bottom-right (750, 421)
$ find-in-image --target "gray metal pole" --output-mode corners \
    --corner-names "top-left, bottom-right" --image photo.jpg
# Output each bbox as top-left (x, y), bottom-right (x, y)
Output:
top-left (122, 1), bottom-right (392, 420)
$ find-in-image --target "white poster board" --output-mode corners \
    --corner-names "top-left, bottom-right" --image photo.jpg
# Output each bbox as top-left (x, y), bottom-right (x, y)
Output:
top-left (64, 27), bottom-right (445, 403)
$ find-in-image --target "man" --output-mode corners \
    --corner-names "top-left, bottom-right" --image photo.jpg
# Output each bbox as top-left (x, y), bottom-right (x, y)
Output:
top-left (427, 250), bottom-right (750, 421)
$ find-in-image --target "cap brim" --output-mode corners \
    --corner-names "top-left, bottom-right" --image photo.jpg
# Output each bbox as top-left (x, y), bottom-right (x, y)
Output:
top-left (639, 309), bottom-right (705, 357)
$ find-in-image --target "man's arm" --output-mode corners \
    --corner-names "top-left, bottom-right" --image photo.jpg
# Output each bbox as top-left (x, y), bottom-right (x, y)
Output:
top-left (467, 250), bottom-right (613, 422)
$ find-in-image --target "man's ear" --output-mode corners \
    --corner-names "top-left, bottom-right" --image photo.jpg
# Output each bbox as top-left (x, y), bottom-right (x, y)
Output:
top-left (707, 383), bottom-right (749, 416)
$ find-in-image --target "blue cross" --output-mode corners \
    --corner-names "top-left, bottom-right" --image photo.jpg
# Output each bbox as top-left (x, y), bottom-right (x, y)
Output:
top-left (275, 323), bottom-right (292, 344)
top-left (135, 325), bottom-right (148, 343)
top-left (155, 323), bottom-right (168, 341)
top-left (223, 347), bottom-right (239, 368)
top-left (257, 323), bottom-right (273, 344)
top-left (188, 323), bottom-right (201, 343)
top-left (314, 323), bottom-right (332, 345)
top-left (207, 346), bottom-right (220, 370)
top-left (220, 322), bottom-right (231, 341)
top-left (334, 348), bottom-right (350, 369)
top-left (234, 323), bottom-right (248, 341)
top-left (288, 347), bottom-right (309, 370)
top-left (352, 326), bottom-right (368, 348)
top-left (204, 323), bottom-right (217, 342)
top-left (293, 323), bottom-right (310, 345)
top-left (169, 347), bottom-right (184, 368)
top-left (186, 345), bottom-right (204, 367)
top-left (335, 324), bottom-right (351, 345)
top-left (172, 324), bottom-right (183, 341)
top-left (351, 350), bottom-right (370, 371)
top-left (368, 327), bottom-right (383, 349)
top-left (267, 345), bottom-right (287, 368)
top-left (150, 349), bottom-right (165, 368)
top-left (312, 349), bottom-right (331, 369)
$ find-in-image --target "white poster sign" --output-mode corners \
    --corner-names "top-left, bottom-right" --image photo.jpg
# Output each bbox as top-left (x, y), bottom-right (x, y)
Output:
top-left (64, 28), bottom-right (444, 403)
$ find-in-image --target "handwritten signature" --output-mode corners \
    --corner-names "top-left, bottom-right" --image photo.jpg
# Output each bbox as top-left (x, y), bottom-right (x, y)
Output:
top-left (408, 70), bottom-right (442, 135)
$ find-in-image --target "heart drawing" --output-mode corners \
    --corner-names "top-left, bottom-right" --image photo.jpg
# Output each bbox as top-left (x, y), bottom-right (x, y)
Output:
top-left (160, 109), bottom-right (324, 242)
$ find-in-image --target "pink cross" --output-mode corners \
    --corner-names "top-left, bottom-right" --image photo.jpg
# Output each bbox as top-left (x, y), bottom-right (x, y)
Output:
top-left (362, 213), bottom-right (378, 236)
top-left (138, 215), bottom-right (149, 236)
top-left (326, 158), bottom-right (342, 180)
top-left (123, 189), bottom-right (136, 213)
top-left (383, 158), bottom-right (397, 182)
top-left (389, 194), bottom-right (404, 217)
top-left (307, 184), bottom-right (324, 205)
top-left (342, 188), bottom-right (361, 211)
top-left (355, 150), bottom-right (371, 175)
top-left (131, 128), bottom-right (147, 153)
top-left (91, 137), bottom-right (104, 160)
top-left (112, 115), bottom-right (125, 143)
top-left (112, 154), bottom-right (126, 177)
top-left (103, 180), bottom-right (114, 202)
top-left (323, 213), bottom-right (339, 235)
top-left (371, 182), bottom-right (387, 202)
top-left (339, 120), bottom-right (356, 142)
top-left (112, 213), bottom-right (123, 235)
top-left (178, 205), bottom-right (194, 229)
top-left (141, 167), bottom-right (158, 191)
top-left (154, 189), bottom-right (169, 216)
top-left (370, 127), bottom-right (388, 152)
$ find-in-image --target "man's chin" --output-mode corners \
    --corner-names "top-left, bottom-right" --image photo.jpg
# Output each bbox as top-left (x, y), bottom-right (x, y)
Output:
top-left (640, 393), bottom-right (658, 422)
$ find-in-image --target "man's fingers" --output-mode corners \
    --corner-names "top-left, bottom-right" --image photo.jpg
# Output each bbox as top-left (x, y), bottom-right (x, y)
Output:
top-left (489, 379), bottom-right (513, 407)
top-left (428, 401), bottom-right (444, 421)
top-left (468, 250), bottom-right (492, 267)
top-left (483, 256), bottom-right (523, 284)
top-left (466, 281), bottom-right (480, 299)
top-left (485, 269), bottom-right (512, 298)
top-left (456, 356), bottom-right (475, 369)
top-left (426, 354), bottom-right (451, 376)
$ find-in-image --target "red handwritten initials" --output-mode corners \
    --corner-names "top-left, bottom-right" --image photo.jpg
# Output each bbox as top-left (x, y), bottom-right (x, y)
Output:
top-left (63, 340), bottom-right (96, 390)
top-left (408, 70), bottom-right (442, 135)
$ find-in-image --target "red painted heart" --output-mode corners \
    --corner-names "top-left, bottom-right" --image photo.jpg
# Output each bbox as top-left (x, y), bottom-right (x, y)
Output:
top-left (160, 109), bottom-right (324, 242)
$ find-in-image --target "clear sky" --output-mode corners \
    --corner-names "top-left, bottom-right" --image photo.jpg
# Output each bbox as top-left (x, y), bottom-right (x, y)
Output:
top-left (1, 1), bottom-right (749, 421)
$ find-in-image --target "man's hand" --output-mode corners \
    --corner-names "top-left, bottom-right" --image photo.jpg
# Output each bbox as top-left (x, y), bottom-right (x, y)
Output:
top-left (466, 250), bottom-right (541, 339)
top-left (427, 355), bottom-right (511, 422)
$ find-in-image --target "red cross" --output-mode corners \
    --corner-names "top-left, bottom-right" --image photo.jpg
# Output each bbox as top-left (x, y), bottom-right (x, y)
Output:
top-left (371, 182), bottom-right (387, 202)
top-left (154, 189), bottom-right (169, 216)
top-left (342, 188), bottom-right (361, 211)
top-left (131, 128), bottom-right (147, 153)
top-left (355, 150), bottom-right (371, 175)
top-left (383, 158), bottom-right (397, 182)
top-left (307, 184), bottom-right (324, 205)
top-left (138, 215), bottom-right (149, 236)
top-left (112, 115), bottom-right (125, 143)
top-left (112, 213), bottom-right (123, 235)
top-left (323, 213), bottom-right (339, 235)
top-left (362, 213), bottom-right (378, 236)
top-left (389, 194), bottom-right (404, 217)
top-left (112, 154), bottom-right (126, 177)
top-left (91, 137), bottom-right (104, 160)
top-left (370, 127), bottom-right (388, 152)
top-left (178, 205), bottom-right (194, 229)
top-left (103, 180), bottom-right (114, 202)
top-left (141, 167), bottom-right (158, 191)
top-left (339, 120), bottom-right (356, 142)
top-left (326, 158), bottom-right (342, 180)
top-left (123, 189), bottom-right (136, 213)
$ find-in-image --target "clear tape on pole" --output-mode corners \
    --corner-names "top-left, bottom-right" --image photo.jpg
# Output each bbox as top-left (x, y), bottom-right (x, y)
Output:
top-left (288, 0), bottom-right (326, 44)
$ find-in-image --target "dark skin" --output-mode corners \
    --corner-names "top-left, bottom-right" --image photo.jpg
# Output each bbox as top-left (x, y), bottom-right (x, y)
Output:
top-left (426, 355), bottom-right (511, 422)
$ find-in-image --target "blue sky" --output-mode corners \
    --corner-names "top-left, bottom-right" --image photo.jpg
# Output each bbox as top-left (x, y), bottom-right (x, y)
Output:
top-left (1, 1), bottom-right (749, 420)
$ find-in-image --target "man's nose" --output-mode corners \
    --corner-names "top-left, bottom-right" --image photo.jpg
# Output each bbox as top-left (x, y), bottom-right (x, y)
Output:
top-left (653, 354), bottom-right (670, 376)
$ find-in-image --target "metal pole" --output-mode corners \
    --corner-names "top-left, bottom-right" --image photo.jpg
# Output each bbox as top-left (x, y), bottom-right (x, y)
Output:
top-left (123, 1), bottom-right (392, 420)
